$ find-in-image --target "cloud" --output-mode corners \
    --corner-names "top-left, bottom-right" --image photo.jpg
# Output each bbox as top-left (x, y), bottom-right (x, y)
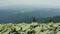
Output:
top-left (0, 0), bottom-right (60, 14)
top-left (0, 0), bottom-right (60, 7)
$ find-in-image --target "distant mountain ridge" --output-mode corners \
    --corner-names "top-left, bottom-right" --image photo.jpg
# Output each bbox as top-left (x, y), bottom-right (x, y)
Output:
top-left (0, 8), bottom-right (60, 23)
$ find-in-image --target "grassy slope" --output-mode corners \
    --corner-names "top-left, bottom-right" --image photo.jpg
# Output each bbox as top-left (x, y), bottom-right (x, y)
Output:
top-left (0, 22), bottom-right (60, 34)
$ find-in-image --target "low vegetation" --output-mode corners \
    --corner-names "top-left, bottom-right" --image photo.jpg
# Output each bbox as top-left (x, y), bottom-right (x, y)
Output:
top-left (0, 22), bottom-right (60, 34)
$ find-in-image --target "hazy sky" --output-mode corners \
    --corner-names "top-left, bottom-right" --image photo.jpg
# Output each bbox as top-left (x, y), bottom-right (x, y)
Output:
top-left (0, 0), bottom-right (60, 7)
top-left (0, 0), bottom-right (60, 17)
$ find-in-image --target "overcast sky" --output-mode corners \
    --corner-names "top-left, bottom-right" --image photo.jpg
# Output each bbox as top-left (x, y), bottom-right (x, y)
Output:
top-left (0, 0), bottom-right (60, 7)
top-left (0, 0), bottom-right (60, 16)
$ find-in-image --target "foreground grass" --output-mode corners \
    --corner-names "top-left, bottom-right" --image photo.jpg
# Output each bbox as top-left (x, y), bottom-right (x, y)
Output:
top-left (0, 22), bottom-right (60, 34)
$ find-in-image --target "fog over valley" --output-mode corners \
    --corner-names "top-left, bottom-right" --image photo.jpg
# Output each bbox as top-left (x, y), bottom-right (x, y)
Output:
top-left (0, 0), bottom-right (60, 23)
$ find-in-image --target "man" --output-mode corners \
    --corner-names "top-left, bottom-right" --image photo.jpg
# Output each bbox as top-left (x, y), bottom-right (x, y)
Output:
top-left (32, 16), bottom-right (36, 22)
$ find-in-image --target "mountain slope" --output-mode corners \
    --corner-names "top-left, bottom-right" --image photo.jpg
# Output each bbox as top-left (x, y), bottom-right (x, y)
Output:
top-left (0, 8), bottom-right (60, 23)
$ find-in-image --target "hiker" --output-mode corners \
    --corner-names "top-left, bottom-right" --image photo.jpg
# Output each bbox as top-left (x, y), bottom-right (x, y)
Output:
top-left (32, 16), bottom-right (36, 22)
